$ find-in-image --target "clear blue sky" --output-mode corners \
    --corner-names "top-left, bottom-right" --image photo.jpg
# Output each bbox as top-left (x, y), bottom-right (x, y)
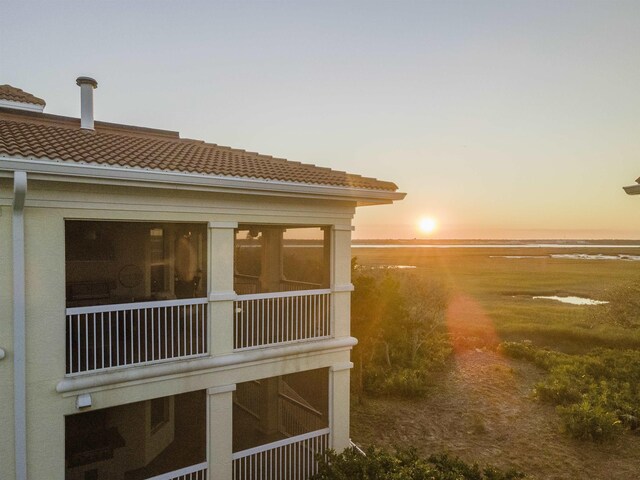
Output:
top-left (2, 0), bottom-right (640, 239)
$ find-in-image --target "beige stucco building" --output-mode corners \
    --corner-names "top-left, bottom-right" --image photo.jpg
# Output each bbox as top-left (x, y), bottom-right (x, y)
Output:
top-left (0, 79), bottom-right (404, 480)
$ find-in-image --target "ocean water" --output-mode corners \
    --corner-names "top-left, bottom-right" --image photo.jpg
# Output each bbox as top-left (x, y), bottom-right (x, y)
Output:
top-left (490, 253), bottom-right (640, 261)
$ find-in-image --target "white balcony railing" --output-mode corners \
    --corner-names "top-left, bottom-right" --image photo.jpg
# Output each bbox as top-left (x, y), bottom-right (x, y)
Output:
top-left (232, 428), bottom-right (330, 480)
top-left (66, 298), bottom-right (208, 375)
top-left (233, 289), bottom-right (331, 350)
top-left (145, 462), bottom-right (208, 480)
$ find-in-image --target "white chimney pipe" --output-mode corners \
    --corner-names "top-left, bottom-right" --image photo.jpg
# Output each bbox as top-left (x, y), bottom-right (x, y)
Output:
top-left (75, 76), bottom-right (98, 130)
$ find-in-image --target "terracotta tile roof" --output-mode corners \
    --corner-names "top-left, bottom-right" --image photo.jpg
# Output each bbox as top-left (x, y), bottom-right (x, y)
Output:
top-left (0, 108), bottom-right (398, 191)
top-left (0, 85), bottom-right (46, 106)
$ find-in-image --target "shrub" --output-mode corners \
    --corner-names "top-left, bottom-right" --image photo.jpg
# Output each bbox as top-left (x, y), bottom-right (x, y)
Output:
top-left (499, 342), bottom-right (559, 370)
top-left (502, 342), bottom-right (640, 440)
top-left (592, 281), bottom-right (640, 328)
top-left (312, 447), bottom-right (526, 480)
top-left (364, 367), bottom-right (432, 397)
top-left (557, 400), bottom-right (622, 441)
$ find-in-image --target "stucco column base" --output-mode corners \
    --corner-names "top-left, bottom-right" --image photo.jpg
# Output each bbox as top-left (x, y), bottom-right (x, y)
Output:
top-left (207, 384), bottom-right (236, 480)
top-left (330, 363), bottom-right (353, 452)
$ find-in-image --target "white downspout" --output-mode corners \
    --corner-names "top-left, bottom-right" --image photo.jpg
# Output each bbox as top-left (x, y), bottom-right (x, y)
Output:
top-left (13, 171), bottom-right (27, 480)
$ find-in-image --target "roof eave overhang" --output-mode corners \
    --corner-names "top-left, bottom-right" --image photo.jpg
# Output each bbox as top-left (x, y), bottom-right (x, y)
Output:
top-left (0, 156), bottom-right (405, 206)
top-left (623, 184), bottom-right (640, 195)
top-left (0, 100), bottom-right (45, 113)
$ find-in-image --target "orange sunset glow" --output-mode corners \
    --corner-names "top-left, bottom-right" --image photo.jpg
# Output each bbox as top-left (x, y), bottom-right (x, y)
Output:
top-left (418, 217), bottom-right (438, 235)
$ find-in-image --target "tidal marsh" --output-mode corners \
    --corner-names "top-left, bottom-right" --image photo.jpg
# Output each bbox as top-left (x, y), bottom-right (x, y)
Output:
top-left (351, 246), bottom-right (640, 479)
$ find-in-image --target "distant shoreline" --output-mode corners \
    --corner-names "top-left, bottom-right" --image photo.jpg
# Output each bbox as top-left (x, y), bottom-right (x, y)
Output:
top-left (272, 239), bottom-right (640, 248)
top-left (351, 239), bottom-right (640, 246)
top-left (351, 243), bottom-right (640, 249)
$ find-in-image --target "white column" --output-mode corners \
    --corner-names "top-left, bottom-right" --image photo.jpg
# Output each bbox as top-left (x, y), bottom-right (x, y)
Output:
top-left (329, 226), bottom-right (355, 452)
top-left (331, 225), bottom-right (354, 338)
top-left (207, 384), bottom-right (236, 480)
top-left (207, 222), bottom-right (238, 355)
top-left (329, 362), bottom-right (353, 452)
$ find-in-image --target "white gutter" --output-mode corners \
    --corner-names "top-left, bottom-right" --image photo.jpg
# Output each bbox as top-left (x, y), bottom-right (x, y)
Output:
top-left (56, 336), bottom-right (358, 394)
top-left (12, 171), bottom-right (27, 480)
top-left (0, 100), bottom-right (44, 113)
top-left (0, 156), bottom-right (406, 206)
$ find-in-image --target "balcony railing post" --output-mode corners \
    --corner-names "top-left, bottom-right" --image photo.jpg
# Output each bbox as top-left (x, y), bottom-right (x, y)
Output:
top-left (207, 221), bottom-right (238, 356)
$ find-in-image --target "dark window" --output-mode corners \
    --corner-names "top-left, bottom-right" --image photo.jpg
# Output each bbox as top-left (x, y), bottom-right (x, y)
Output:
top-left (84, 469), bottom-right (98, 480)
top-left (150, 228), bottom-right (166, 293)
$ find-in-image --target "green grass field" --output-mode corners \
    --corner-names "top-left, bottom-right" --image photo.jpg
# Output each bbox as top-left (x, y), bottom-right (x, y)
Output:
top-left (353, 247), bottom-right (640, 353)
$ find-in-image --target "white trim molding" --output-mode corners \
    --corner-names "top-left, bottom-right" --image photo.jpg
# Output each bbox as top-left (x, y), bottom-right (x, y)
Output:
top-left (0, 156), bottom-right (406, 206)
top-left (56, 336), bottom-right (358, 394)
top-left (208, 221), bottom-right (238, 229)
top-left (330, 362), bottom-right (354, 372)
top-left (207, 384), bottom-right (236, 396)
top-left (333, 283), bottom-right (354, 292)
top-left (208, 291), bottom-right (238, 302)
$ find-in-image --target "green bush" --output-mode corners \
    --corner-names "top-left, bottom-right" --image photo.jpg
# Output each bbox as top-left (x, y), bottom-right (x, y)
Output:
top-left (592, 281), bottom-right (640, 328)
top-left (502, 342), bottom-right (640, 440)
top-left (364, 367), bottom-right (432, 397)
top-left (557, 400), bottom-right (622, 441)
top-left (499, 342), bottom-right (558, 370)
top-left (312, 447), bottom-right (526, 480)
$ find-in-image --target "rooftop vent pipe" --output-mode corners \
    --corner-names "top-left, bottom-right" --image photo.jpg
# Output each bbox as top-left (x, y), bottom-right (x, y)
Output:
top-left (76, 76), bottom-right (98, 130)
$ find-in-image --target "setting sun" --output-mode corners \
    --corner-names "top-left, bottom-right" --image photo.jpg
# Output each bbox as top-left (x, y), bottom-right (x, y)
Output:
top-left (419, 217), bottom-right (438, 235)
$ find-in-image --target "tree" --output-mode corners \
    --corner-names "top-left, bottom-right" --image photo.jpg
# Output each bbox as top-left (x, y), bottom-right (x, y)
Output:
top-left (351, 264), bottom-right (452, 397)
